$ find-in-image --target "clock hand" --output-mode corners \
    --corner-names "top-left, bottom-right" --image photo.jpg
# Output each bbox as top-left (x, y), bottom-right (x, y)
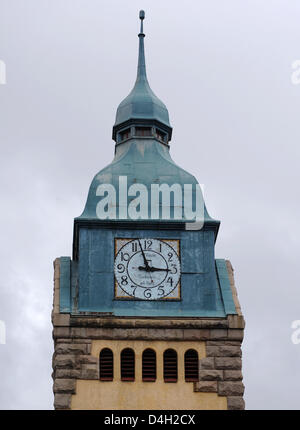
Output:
top-left (148, 267), bottom-right (171, 272)
top-left (138, 239), bottom-right (150, 271)
top-left (138, 266), bottom-right (171, 272)
top-left (137, 241), bottom-right (153, 284)
top-left (137, 266), bottom-right (154, 284)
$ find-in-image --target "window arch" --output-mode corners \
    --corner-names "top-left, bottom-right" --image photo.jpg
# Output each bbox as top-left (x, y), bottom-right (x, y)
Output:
top-left (142, 348), bottom-right (156, 382)
top-left (163, 349), bottom-right (178, 382)
top-left (99, 348), bottom-right (113, 381)
top-left (184, 349), bottom-right (199, 382)
top-left (121, 348), bottom-right (135, 381)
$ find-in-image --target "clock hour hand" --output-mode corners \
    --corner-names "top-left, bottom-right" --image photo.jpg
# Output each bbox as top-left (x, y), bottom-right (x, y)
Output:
top-left (138, 266), bottom-right (170, 273)
top-left (148, 267), bottom-right (171, 272)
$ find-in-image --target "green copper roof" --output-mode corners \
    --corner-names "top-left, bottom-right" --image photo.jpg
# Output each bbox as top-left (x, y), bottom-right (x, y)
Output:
top-left (76, 11), bottom-right (219, 232)
top-left (76, 138), bottom-right (217, 227)
top-left (114, 11), bottom-right (171, 129)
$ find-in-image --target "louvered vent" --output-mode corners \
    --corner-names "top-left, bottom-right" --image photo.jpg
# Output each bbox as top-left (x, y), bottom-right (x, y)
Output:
top-left (142, 349), bottom-right (156, 382)
top-left (121, 348), bottom-right (135, 381)
top-left (99, 348), bottom-right (113, 381)
top-left (184, 349), bottom-right (199, 382)
top-left (163, 349), bottom-right (178, 382)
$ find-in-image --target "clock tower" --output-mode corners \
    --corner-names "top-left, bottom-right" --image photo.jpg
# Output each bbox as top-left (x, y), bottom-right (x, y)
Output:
top-left (52, 11), bottom-right (245, 410)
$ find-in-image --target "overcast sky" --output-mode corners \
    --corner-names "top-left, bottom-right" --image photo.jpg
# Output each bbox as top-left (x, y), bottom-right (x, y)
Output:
top-left (0, 0), bottom-right (300, 410)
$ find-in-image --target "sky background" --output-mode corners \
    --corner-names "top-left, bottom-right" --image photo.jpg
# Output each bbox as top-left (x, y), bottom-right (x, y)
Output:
top-left (0, 0), bottom-right (300, 409)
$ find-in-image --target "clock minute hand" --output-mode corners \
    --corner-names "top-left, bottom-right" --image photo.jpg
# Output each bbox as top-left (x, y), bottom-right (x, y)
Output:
top-left (138, 239), bottom-right (150, 271)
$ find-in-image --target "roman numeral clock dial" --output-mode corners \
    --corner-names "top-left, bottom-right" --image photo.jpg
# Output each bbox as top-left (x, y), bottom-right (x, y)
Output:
top-left (114, 238), bottom-right (181, 300)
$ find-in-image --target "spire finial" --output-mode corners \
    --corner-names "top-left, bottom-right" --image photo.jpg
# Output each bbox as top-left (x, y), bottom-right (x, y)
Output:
top-left (136, 10), bottom-right (146, 82)
top-left (139, 10), bottom-right (145, 34)
top-left (112, 9), bottom-right (172, 141)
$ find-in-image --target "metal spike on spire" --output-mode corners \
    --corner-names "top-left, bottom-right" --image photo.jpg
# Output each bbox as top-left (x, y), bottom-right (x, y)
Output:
top-left (139, 10), bottom-right (145, 34)
top-left (137, 10), bottom-right (146, 82)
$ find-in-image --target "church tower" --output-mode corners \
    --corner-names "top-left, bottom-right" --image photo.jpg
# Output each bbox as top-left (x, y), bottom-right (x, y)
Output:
top-left (52, 11), bottom-right (245, 410)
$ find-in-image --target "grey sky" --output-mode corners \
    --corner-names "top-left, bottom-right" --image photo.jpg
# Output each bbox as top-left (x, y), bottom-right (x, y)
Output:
top-left (0, 0), bottom-right (300, 409)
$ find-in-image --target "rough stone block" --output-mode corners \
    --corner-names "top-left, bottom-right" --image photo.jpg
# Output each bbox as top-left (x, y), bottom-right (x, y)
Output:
top-left (56, 339), bottom-right (72, 344)
top-left (218, 381), bottom-right (245, 396)
top-left (215, 357), bottom-right (242, 370)
top-left (54, 393), bottom-right (71, 410)
top-left (78, 355), bottom-right (98, 365)
top-left (53, 327), bottom-right (70, 338)
top-left (183, 329), bottom-right (210, 340)
top-left (223, 370), bottom-right (243, 381)
top-left (52, 314), bottom-right (70, 327)
top-left (147, 328), bottom-right (184, 340)
top-left (206, 345), bottom-right (242, 357)
top-left (55, 369), bottom-right (81, 379)
top-left (53, 354), bottom-right (76, 369)
top-left (227, 396), bottom-right (245, 410)
top-left (53, 378), bottom-right (76, 394)
top-left (86, 328), bottom-right (106, 339)
top-left (223, 341), bottom-right (242, 346)
top-left (125, 328), bottom-right (149, 339)
top-left (80, 364), bottom-right (99, 380)
top-left (227, 329), bottom-right (244, 341)
top-left (206, 340), bottom-right (226, 346)
top-left (165, 329), bottom-right (184, 340)
top-left (227, 315), bottom-right (245, 329)
top-left (199, 370), bottom-right (223, 381)
top-left (73, 339), bottom-right (92, 344)
top-left (55, 343), bottom-right (88, 355)
top-left (199, 357), bottom-right (215, 369)
top-left (70, 327), bottom-right (87, 338)
top-left (194, 381), bottom-right (218, 393)
top-left (107, 328), bottom-right (127, 339)
top-left (209, 329), bottom-right (228, 340)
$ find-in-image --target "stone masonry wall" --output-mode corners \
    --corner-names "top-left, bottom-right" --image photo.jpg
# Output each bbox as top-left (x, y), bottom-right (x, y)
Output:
top-left (195, 339), bottom-right (244, 410)
top-left (52, 258), bottom-right (245, 410)
top-left (52, 314), bottom-right (245, 410)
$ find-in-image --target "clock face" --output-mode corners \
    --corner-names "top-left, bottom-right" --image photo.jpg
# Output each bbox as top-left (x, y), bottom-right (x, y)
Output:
top-left (114, 238), bottom-right (181, 300)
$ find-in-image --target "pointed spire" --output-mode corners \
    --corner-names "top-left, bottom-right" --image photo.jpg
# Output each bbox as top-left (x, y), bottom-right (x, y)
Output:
top-left (113, 10), bottom-right (172, 141)
top-left (136, 10), bottom-right (147, 83)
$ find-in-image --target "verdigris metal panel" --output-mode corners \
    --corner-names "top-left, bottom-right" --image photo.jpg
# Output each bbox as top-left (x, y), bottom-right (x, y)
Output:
top-left (76, 227), bottom-right (228, 317)
top-left (76, 139), bottom-right (217, 225)
top-left (216, 259), bottom-right (237, 315)
top-left (59, 257), bottom-right (71, 313)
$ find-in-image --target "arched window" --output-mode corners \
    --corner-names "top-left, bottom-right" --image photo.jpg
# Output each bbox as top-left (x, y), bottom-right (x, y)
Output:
top-left (99, 348), bottom-right (113, 381)
top-left (184, 349), bottom-right (199, 382)
top-left (121, 348), bottom-right (135, 381)
top-left (142, 349), bottom-right (156, 382)
top-left (163, 349), bottom-right (177, 382)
